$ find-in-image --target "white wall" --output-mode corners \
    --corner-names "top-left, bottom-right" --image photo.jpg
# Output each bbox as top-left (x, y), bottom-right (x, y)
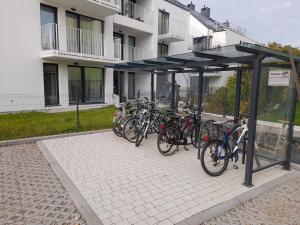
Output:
top-left (156, 0), bottom-right (190, 55)
top-left (0, 0), bottom-right (43, 95)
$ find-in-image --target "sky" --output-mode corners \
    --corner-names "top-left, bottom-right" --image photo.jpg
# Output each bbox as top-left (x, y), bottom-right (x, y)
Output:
top-left (180, 0), bottom-right (300, 47)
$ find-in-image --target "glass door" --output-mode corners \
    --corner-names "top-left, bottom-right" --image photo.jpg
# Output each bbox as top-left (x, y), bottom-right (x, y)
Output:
top-left (128, 36), bottom-right (136, 61)
top-left (85, 68), bottom-right (104, 103)
top-left (128, 72), bottom-right (135, 100)
top-left (43, 64), bottom-right (59, 106)
top-left (68, 66), bottom-right (82, 104)
top-left (40, 4), bottom-right (57, 50)
top-left (114, 32), bottom-right (124, 60)
top-left (66, 12), bottom-right (80, 53)
top-left (158, 10), bottom-right (169, 35)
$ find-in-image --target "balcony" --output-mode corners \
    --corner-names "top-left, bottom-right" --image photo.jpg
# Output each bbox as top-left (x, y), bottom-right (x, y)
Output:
top-left (119, 45), bottom-right (151, 62)
top-left (49, 0), bottom-right (121, 17)
top-left (114, 2), bottom-right (153, 34)
top-left (40, 23), bottom-right (121, 63)
top-left (158, 19), bottom-right (186, 43)
top-left (191, 36), bottom-right (225, 52)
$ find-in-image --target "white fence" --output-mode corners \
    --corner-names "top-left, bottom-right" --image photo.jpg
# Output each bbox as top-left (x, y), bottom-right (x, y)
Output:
top-left (159, 18), bottom-right (186, 41)
top-left (41, 23), bottom-right (121, 61)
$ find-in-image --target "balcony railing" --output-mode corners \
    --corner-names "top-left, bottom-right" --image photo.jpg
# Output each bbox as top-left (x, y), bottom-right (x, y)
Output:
top-left (158, 18), bottom-right (186, 42)
top-left (113, 43), bottom-right (149, 62)
top-left (41, 23), bottom-right (121, 62)
top-left (121, 1), bottom-right (153, 24)
top-left (122, 45), bottom-right (150, 62)
top-left (99, 0), bottom-right (121, 11)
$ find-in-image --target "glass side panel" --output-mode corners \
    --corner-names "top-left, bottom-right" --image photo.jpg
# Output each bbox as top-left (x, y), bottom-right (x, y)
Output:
top-left (254, 66), bottom-right (292, 169)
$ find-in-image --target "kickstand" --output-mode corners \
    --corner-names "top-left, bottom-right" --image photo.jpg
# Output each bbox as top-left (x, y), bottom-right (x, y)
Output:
top-left (184, 145), bottom-right (189, 151)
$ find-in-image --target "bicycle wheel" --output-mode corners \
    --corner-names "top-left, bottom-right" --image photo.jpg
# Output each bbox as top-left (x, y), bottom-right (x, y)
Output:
top-left (124, 118), bottom-right (140, 143)
top-left (135, 125), bottom-right (146, 147)
top-left (112, 117), bottom-right (122, 137)
top-left (157, 127), bottom-right (179, 156)
top-left (200, 139), bottom-right (229, 176)
top-left (192, 123), bottom-right (207, 149)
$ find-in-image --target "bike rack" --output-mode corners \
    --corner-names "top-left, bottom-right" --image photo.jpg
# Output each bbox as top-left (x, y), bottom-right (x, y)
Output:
top-left (106, 43), bottom-right (300, 187)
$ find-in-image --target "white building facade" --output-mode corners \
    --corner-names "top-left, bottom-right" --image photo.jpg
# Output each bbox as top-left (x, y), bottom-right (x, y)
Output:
top-left (0, 0), bottom-right (258, 111)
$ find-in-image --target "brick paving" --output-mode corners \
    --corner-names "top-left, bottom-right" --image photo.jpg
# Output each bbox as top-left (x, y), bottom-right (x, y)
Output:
top-left (201, 177), bottom-right (300, 225)
top-left (0, 144), bottom-right (86, 225)
top-left (41, 131), bottom-right (291, 225)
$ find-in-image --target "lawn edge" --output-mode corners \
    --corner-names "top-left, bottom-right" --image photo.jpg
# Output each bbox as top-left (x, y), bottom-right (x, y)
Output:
top-left (0, 128), bottom-right (111, 147)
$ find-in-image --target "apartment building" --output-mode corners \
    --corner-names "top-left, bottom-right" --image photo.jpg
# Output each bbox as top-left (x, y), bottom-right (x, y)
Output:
top-left (0, 0), bottom-right (258, 111)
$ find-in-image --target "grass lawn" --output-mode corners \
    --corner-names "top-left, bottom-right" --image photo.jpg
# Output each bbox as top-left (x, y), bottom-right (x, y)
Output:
top-left (0, 107), bottom-right (115, 141)
top-left (296, 102), bottom-right (300, 126)
top-left (258, 102), bottom-right (300, 126)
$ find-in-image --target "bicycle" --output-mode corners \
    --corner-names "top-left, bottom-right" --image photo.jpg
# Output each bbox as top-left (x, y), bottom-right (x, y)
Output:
top-left (200, 115), bottom-right (248, 176)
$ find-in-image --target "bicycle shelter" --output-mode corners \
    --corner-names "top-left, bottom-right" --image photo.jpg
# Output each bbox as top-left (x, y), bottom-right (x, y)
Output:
top-left (106, 43), bottom-right (300, 186)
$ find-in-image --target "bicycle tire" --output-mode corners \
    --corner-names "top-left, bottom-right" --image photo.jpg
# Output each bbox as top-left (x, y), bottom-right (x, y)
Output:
top-left (124, 118), bottom-right (140, 143)
top-left (200, 139), bottom-right (229, 176)
top-left (157, 127), bottom-right (179, 156)
top-left (112, 119), bottom-right (123, 137)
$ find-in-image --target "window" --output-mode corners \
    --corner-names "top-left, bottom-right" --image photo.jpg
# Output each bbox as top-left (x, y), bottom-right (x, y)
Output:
top-left (68, 66), bottom-right (104, 104)
top-left (158, 10), bottom-right (169, 35)
top-left (128, 36), bottom-right (136, 61)
top-left (40, 4), bottom-right (57, 26)
top-left (113, 32), bottom-right (124, 60)
top-left (158, 43), bottom-right (168, 57)
top-left (40, 4), bottom-right (57, 50)
top-left (43, 63), bottom-right (59, 106)
top-left (128, 73), bottom-right (136, 99)
top-left (66, 12), bottom-right (104, 55)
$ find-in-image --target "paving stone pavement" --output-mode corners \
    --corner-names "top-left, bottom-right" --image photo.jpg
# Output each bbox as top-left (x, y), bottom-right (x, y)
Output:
top-left (0, 144), bottom-right (86, 225)
top-left (41, 131), bottom-right (291, 225)
top-left (201, 177), bottom-right (300, 225)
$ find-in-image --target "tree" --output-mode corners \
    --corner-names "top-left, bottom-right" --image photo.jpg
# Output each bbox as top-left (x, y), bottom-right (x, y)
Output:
top-left (206, 42), bottom-right (300, 116)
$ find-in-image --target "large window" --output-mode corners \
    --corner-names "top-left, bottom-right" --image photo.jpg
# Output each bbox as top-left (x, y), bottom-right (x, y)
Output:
top-left (158, 10), bottom-right (169, 35)
top-left (66, 12), bottom-right (104, 55)
top-left (158, 43), bottom-right (168, 57)
top-left (40, 4), bottom-right (57, 50)
top-left (43, 63), bottom-right (59, 106)
top-left (68, 66), bottom-right (104, 104)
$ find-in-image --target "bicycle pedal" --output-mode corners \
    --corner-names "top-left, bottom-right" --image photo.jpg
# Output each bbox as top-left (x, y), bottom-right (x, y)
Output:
top-left (233, 165), bottom-right (239, 169)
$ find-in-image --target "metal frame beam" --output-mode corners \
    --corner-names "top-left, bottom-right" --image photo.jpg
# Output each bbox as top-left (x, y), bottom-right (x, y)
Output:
top-left (197, 71), bottom-right (204, 160)
top-left (171, 73), bottom-right (176, 112)
top-left (151, 72), bottom-right (155, 102)
top-left (284, 62), bottom-right (299, 169)
top-left (244, 54), bottom-right (265, 187)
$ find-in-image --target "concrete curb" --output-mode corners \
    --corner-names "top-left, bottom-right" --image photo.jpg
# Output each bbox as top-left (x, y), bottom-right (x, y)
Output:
top-left (176, 170), bottom-right (300, 225)
top-left (0, 129), bottom-right (111, 147)
top-left (291, 162), bottom-right (300, 171)
top-left (37, 141), bottom-right (104, 225)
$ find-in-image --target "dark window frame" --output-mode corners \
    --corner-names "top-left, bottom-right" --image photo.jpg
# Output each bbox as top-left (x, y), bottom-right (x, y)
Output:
top-left (158, 42), bottom-right (168, 57)
top-left (128, 72), bottom-right (136, 100)
top-left (158, 10), bottom-right (169, 35)
top-left (43, 63), bottom-right (60, 106)
top-left (113, 32), bottom-right (125, 60)
top-left (68, 65), bottom-right (105, 105)
top-left (40, 4), bottom-right (58, 25)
